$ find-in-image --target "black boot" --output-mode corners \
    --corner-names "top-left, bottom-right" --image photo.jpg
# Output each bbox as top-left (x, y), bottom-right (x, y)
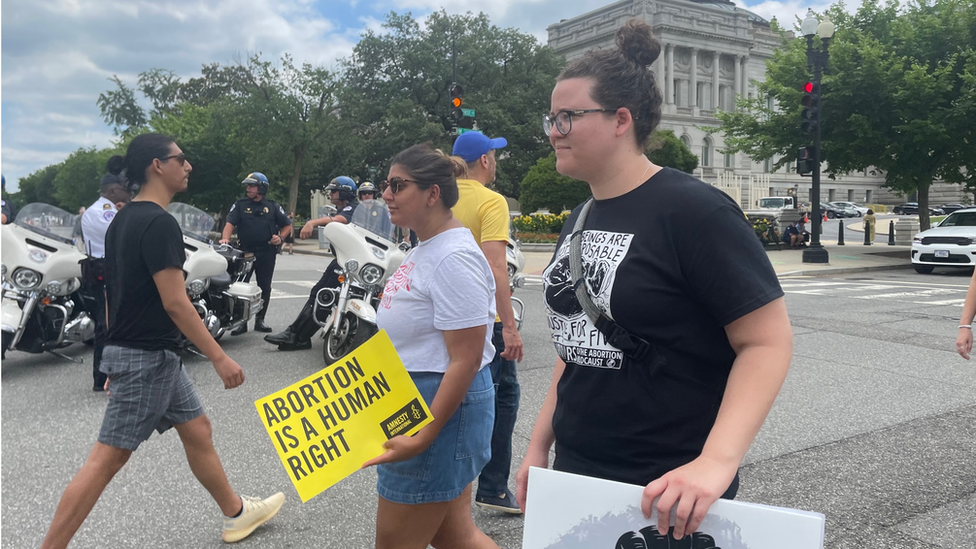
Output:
top-left (230, 322), bottom-right (248, 336)
top-left (278, 304), bottom-right (320, 351)
top-left (254, 317), bottom-right (272, 333)
top-left (264, 326), bottom-right (296, 346)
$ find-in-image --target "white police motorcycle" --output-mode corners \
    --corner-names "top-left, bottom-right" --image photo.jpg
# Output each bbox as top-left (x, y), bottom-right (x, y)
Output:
top-left (168, 203), bottom-right (263, 342)
top-left (507, 235), bottom-right (526, 330)
top-left (316, 201), bottom-right (405, 365)
top-left (1, 204), bottom-right (94, 360)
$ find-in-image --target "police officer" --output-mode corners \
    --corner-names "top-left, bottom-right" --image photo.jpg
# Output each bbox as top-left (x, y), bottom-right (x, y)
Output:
top-left (81, 155), bottom-right (131, 391)
top-left (220, 172), bottom-right (292, 334)
top-left (264, 176), bottom-right (358, 351)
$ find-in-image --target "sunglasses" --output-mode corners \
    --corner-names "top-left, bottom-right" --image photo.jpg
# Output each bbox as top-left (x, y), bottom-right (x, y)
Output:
top-left (159, 153), bottom-right (187, 165)
top-left (378, 177), bottom-right (420, 195)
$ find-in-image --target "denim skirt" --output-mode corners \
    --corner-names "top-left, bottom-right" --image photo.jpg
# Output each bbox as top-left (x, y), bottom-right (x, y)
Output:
top-left (376, 367), bottom-right (494, 504)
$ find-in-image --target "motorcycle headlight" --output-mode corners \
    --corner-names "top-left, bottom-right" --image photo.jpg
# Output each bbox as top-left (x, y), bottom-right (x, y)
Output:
top-left (371, 246), bottom-right (386, 260)
top-left (12, 268), bottom-right (42, 290)
top-left (187, 278), bottom-right (209, 296)
top-left (360, 264), bottom-right (384, 285)
top-left (344, 259), bottom-right (360, 274)
top-left (45, 280), bottom-right (64, 295)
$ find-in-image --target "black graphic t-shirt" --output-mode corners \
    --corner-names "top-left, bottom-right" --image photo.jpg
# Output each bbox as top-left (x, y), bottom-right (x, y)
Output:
top-left (543, 167), bottom-right (783, 487)
top-left (104, 201), bottom-right (186, 352)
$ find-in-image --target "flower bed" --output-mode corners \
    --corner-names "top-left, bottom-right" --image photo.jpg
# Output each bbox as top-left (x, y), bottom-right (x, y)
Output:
top-left (516, 232), bottom-right (561, 244)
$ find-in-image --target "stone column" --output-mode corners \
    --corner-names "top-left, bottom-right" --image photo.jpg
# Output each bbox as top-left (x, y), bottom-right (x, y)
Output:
top-left (689, 48), bottom-right (699, 110)
top-left (741, 56), bottom-right (750, 96)
top-left (655, 46), bottom-right (666, 93)
top-left (712, 51), bottom-right (720, 111)
top-left (734, 54), bottom-right (742, 108)
top-left (666, 44), bottom-right (675, 105)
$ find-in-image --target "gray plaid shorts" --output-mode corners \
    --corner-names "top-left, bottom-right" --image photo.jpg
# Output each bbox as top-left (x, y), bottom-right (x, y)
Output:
top-left (98, 346), bottom-right (204, 451)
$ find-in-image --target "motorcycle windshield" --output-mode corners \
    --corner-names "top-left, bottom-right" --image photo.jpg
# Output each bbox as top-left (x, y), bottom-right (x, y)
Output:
top-left (14, 203), bottom-right (78, 245)
top-left (168, 203), bottom-right (216, 242)
top-left (351, 201), bottom-right (396, 242)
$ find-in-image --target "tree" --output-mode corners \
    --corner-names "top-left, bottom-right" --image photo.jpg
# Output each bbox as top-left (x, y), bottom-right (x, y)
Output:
top-left (52, 147), bottom-right (117, 212)
top-left (97, 76), bottom-right (148, 135)
top-left (518, 152), bottom-right (590, 214)
top-left (10, 164), bottom-right (60, 209)
top-left (717, 0), bottom-right (976, 230)
top-left (646, 129), bottom-right (699, 173)
top-left (341, 10), bottom-right (563, 197)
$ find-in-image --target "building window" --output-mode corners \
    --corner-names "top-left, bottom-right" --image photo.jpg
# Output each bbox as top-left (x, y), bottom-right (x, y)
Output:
top-left (828, 189), bottom-right (836, 202)
top-left (681, 135), bottom-right (692, 150)
top-left (701, 138), bottom-right (712, 167)
top-left (697, 82), bottom-right (705, 108)
top-left (725, 151), bottom-right (733, 168)
top-left (848, 190), bottom-right (855, 201)
top-left (764, 158), bottom-right (772, 173)
top-left (866, 190), bottom-right (874, 203)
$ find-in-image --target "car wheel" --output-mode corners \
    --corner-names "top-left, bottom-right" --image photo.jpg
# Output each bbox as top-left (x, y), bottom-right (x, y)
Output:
top-left (827, 211), bottom-right (835, 219)
top-left (857, 212), bottom-right (863, 217)
top-left (914, 265), bottom-right (935, 274)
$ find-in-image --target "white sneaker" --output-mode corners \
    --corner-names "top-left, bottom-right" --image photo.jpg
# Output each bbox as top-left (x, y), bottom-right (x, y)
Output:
top-left (222, 492), bottom-right (285, 543)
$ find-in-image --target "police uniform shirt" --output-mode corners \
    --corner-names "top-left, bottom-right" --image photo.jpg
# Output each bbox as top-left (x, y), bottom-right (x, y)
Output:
top-left (1, 198), bottom-right (16, 223)
top-left (227, 197), bottom-right (291, 249)
top-left (81, 196), bottom-right (119, 258)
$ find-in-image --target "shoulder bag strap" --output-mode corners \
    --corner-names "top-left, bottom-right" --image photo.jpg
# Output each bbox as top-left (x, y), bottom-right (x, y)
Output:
top-left (568, 198), bottom-right (655, 363)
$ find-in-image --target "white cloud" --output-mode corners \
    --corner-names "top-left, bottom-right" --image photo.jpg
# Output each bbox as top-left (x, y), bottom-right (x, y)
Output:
top-left (1, 0), bottom-right (358, 191)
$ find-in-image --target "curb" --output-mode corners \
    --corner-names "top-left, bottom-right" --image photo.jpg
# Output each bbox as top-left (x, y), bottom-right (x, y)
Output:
top-left (520, 243), bottom-right (557, 252)
top-left (777, 263), bottom-right (913, 277)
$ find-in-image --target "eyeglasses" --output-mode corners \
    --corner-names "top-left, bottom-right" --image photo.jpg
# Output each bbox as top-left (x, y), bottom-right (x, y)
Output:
top-left (159, 153), bottom-right (187, 165)
top-left (543, 109), bottom-right (619, 136)
top-left (378, 177), bottom-right (420, 195)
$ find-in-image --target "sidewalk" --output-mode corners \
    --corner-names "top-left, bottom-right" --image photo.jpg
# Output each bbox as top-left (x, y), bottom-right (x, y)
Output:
top-left (289, 236), bottom-right (912, 277)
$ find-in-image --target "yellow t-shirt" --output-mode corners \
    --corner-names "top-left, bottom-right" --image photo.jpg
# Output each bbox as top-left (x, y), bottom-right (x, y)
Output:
top-left (452, 178), bottom-right (511, 323)
top-left (452, 179), bottom-right (510, 244)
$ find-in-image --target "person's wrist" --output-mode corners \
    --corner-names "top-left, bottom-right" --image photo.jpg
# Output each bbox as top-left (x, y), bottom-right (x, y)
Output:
top-left (959, 325), bottom-right (972, 330)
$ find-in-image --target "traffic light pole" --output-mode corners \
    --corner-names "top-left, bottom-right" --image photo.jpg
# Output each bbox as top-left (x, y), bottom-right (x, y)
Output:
top-left (803, 36), bottom-right (830, 264)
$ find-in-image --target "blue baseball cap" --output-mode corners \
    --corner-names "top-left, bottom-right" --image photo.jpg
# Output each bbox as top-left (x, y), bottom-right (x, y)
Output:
top-left (452, 132), bottom-right (508, 163)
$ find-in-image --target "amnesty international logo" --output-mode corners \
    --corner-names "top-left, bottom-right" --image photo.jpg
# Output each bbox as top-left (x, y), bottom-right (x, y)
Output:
top-left (380, 398), bottom-right (429, 439)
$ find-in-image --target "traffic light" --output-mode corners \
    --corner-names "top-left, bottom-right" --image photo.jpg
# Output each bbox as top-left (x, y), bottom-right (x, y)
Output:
top-left (800, 81), bottom-right (820, 134)
top-left (797, 146), bottom-right (816, 176)
top-left (450, 83), bottom-right (464, 123)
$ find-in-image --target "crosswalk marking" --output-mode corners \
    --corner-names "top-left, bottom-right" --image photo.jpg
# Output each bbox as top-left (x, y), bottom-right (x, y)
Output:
top-left (782, 279), bottom-right (967, 306)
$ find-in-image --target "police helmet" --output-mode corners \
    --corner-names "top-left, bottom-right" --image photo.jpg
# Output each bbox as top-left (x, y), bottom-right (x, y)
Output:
top-left (242, 172), bottom-right (270, 195)
top-left (325, 176), bottom-right (357, 202)
top-left (357, 181), bottom-right (378, 199)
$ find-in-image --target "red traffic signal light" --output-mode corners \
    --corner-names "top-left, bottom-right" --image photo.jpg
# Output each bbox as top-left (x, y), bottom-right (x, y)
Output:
top-left (800, 81), bottom-right (820, 134)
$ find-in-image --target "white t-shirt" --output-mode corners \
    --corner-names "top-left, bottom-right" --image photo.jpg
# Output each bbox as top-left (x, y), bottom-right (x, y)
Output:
top-left (377, 227), bottom-right (496, 373)
top-left (81, 196), bottom-right (119, 258)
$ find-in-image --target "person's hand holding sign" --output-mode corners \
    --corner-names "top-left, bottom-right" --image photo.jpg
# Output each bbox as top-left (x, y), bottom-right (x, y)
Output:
top-left (362, 430), bottom-right (435, 467)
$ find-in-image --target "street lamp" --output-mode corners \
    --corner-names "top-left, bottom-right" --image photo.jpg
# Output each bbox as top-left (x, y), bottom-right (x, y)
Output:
top-left (801, 9), bottom-right (833, 264)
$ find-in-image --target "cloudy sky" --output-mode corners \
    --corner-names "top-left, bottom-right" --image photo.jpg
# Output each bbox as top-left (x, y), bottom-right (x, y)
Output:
top-left (1, 0), bottom-right (847, 191)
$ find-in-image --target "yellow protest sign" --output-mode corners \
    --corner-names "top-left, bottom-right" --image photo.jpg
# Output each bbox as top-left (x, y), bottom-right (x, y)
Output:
top-left (254, 330), bottom-right (433, 502)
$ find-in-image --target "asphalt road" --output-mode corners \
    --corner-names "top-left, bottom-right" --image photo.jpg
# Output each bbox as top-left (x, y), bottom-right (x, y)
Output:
top-left (3, 255), bottom-right (976, 548)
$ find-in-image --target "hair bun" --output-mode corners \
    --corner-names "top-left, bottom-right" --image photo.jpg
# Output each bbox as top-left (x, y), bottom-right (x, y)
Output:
top-left (615, 19), bottom-right (661, 67)
top-left (106, 155), bottom-right (126, 176)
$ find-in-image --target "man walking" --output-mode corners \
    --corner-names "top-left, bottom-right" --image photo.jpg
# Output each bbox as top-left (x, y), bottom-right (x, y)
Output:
top-left (452, 131), bottom-right (524, 514)
top-left (220, 172), bottom-right (292, 334)
top-left (80, 161), bottom-right (131, 391)
top-left (40, 136), bottom-right (283, 549)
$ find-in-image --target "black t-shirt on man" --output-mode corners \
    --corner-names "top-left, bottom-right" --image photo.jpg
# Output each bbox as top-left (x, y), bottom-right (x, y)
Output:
top-left (226, 197), bottom-right (291, 250)
top-left (104, 201), bottom-right (186, 352)
top-left (542, 167), bottom-right (783, 488)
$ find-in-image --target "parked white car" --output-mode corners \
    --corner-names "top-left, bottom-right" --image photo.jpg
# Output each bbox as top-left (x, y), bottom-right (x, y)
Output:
top-left (830, 201), bottom-right (869, 217)
top-left (911, 208), bottom-right (976, 274)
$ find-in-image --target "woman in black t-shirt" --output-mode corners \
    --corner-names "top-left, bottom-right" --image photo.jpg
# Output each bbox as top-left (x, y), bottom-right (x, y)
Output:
top-left (515, 20), bottom-right (794, 541)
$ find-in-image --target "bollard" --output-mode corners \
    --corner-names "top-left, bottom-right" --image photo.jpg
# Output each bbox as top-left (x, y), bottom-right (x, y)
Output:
top-left (838, 220), bottom-right (845, 245)
top-left (864, 223), bottom-right (871, 245)
top-left (888, 220), bottom-right (895, 245)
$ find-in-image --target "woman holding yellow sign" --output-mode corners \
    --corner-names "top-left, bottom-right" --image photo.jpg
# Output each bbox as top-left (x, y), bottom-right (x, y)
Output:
top-left (362, 144), bottom-right (499, 549)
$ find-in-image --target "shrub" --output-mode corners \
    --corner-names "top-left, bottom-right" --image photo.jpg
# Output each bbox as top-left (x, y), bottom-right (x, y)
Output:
top-left (512, 211), bottom-right (570, 234)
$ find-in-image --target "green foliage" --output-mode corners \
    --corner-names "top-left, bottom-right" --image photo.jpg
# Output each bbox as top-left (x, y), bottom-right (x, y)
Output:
top-left (53, 147), bottom-right (117, 212)
top-left (341, 10), bottom-right (563, 197)
top-left (511, 212), bottom-right (570, 234)
top-left (10, 164), bottom-right (60, 208)
top-left (717, 0), bottom-right (976, 229)
top-left (518, 152), bottom-right (591, 214)
top-left (646, 129), bottom-right (699, 173)
top-left (97, 76), bottom-right (148, 135)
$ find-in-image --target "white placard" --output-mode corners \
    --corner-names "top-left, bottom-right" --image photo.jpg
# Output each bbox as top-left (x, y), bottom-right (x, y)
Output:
top-left (523, 467), bottom-right (824, 549)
